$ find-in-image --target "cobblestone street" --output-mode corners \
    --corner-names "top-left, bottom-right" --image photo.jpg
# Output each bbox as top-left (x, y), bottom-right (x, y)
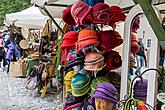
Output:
top-left (0, 70), bottom-right (63, 110)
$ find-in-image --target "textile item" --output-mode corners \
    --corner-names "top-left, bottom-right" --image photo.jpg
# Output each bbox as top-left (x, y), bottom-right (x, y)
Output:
top-left (66, 85), bottom-right (72, 93)
top-left (131, 33), bottom-right (140, 54)
top-left (133, 79), bottom-right (148, 101)
top-left (99, 30), bottom-right (123, 52)
top-left (84, 0), bottom-right (104, 6)
top-left (71, 73), bottom-right (90, 97)
top-left (61, 31), bottom-right (79, 63)
top-left (92, 3), bottom-right (113, 25)
top-left (64, 71), bottom-right (78, 85)
top-left (109, 6), bottom-right (126, 23)
top-left (71, 1), bottom-right (92, 25)
top-left (82, 99), bottom-right (95, 110)
top-left (61, 31), bottom-right (79, 49)
top-left (137, 100), bottom-right (148, 110)
top-left (76, 28), bottom-right (100, 53)
top-left (91, 82), bottom-right (118, 104)
top-left (82, 45), bottom-right (98, 55)
top-left (84, 51), bottom-right (106, 71)
top-left (62, 5), bottom-right (76, 26)
top-left (65, 102), bottom-right (83, 110)
top-left (133, 17), bottom-right (140, 28)
top-left (64, 49), bottom-right (84, 71)
top-left (103, 50), bottom-right (122, 70)
top-left (90, 77), bottom-right (109, 96)
top-left (130, 53), bottom-right (136, 68)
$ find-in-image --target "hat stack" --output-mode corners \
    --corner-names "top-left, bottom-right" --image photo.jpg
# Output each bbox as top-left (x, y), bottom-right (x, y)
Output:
top-left (75, 28), bottom-right (100, 53)
top-left (64, 49), bottom-right (84, 71)
top-left (64, 71), bottom-right (78, 95)
top-left (61, 31), bottom-right (79, 63)
top-left (71, 73), bottom-right (91, 97)
top-left (71, 0), bottom-right (92, 25)
top-left (131, 33), bottom-right (140, 54)
top-left (103, 50), bottom-right (122, 70)
top-left (91, 82), bottom-right (118, 104)
top-left (84, 51), bottom-right (106, 71)
top-left (133, 79), bottom-right (148, 102)
top-left (90, 77), bottom-right (109, 96)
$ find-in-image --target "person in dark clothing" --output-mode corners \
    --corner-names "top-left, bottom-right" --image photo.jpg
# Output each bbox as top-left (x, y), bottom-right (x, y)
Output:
top-left (136, 38), bottom-right (147, 67)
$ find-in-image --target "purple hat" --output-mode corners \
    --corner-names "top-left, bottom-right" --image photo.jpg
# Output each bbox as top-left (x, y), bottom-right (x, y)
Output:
top-left (133, 79), bottom-right (148, 91)
top-left (91, 82), bottom-right (118, 104)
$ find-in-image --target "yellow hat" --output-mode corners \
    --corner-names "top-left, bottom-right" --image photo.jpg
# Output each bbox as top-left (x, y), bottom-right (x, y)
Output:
top-left (19, 40), bottom-right (29, 49)
top-left (64, 71), bottom-right (78, 81)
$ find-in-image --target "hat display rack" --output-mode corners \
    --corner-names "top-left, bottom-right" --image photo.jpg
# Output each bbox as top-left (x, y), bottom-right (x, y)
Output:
top-left (59, 0), bottom-right (127, 109)
top-left (116, 68), bottom-right (164, 110)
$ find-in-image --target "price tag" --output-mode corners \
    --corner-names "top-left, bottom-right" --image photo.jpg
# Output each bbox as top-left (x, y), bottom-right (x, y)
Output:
top-left (157, 93), bottom-right (165, 103)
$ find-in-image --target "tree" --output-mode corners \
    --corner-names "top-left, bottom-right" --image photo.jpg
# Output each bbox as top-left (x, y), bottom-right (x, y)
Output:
top-left (0, 0), bottom-right (31, 25)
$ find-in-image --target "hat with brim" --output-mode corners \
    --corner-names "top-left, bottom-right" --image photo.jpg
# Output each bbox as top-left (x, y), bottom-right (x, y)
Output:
top-left (91, 82), bottom-right (118, 104)
top-left (19, 40), bottom-right (29, 49)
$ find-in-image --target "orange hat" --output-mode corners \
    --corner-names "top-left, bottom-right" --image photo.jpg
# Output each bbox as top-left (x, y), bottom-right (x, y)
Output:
top-left (131, 33), bottom-right (140, 54)
top-left (76, 28), bottom-right (100, 53)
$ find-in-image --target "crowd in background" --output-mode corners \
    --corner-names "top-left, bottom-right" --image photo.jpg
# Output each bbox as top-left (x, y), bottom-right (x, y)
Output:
top-left (0, 27), bottom-right (24, 72)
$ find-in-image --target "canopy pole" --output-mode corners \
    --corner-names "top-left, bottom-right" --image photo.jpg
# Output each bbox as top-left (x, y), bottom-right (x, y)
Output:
top-left (40, 6), bottom-right (65, 35)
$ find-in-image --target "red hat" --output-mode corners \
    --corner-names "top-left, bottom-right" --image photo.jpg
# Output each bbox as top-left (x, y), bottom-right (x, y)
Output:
top-left (103, 50), bottom-right (122, 70)
top-left (76, 28), bottom-right (100, 53)
top-left (109, 6), bottom-right (126, 23)
top-left (131, 33), bottom-right (140, 54)
top-left (92, 3), bottom-right (113, 25)
top-left (61, 31), bottom-right (79, 49)
top-left (71, 0), bottom-right (92, 25)
top-left (62, 6), bottom-right (76, 26)
top-left (61, 31), bottom-right (79, 64)
top-left (99, 30), bottom-right (123, 53)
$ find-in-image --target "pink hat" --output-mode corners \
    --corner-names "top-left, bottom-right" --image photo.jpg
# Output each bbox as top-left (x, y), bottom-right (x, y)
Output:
top-left (103, 50), bottom-right (122, 70)
top-left (71, 0), bottom-right (92, 25)
top-left (92, 3), bottom-right (113, 25)
top-left (62, 5), bottom-right (76, 26)
top-left (99, 30), bottom-right (123, 53)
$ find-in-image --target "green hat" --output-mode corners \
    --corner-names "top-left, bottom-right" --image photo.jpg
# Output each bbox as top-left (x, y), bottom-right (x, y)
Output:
top-left (89, 77), bottom-right (109, 96)
top-left (64, 71), bottom-right (78, 85)
top-left (71, 73), bottom-right (90, 97)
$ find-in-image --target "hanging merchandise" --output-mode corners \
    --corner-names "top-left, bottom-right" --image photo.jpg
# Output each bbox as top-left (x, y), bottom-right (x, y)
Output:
top-left (62, 5), bottom-right (76, 26)
top-left (99, 30), bottom-right (123, 53)
top-left (75, 28), bottom-right (100, 53)
top-left (131, 33), bottom-right (140, 54)
top-left (71, 0), bottom-right (92, 25)
top-left (61, 31), bottom-right (79, 64)
top-left (71, 73), bottom-right (91, 97)
top-left (84, 51), bottom-right (106, 71)
top-left (64, 49), bottom-right (84, 71)
top-left (103, 50), bottom-right (122, 70)
top-left (91, 82), bottom-right (118, 110)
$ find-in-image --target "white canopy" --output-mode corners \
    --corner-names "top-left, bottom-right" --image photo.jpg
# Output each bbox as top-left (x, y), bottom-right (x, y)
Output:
top-left (5, 6), bottom-right (49, 29)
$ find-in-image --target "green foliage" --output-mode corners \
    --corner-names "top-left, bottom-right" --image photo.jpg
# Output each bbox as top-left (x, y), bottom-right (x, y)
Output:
top-left (0, 0), bottom-right (31, 25)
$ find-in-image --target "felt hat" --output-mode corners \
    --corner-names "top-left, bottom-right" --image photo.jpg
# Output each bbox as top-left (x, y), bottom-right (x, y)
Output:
top-left (131, 33), bottom-right (140, 54)
top-left (90, 77), bottom-right (109, 96)
top-left (99, 30), bottom-right (123, 52)
top-left (71, 73), bottom-right (90, 97)
top-left (61, 31), bottom-right (79, 63)
top-left (76, 28), bottom-right (100, 53)
top-left (133, 17), bottom-right (140, 28)
top-left (64, 71), bottom-right (78, 85)
top-left (103, 50), bottom-right (122, 70)
top-left (66, 85), bottom-right (72, 94)
top-left (65, 102), bottom-right (83, 110)
top-left (62, 5), bottom-right (76, 26)
top-left (109, 6), bottom-right (126, 23)
top-left (64, 49), bottom-right (84, 71)
top-left (19, 40), bottom-right (29, 49)
top-left (71, 0), bottom-right (92, 25)
top-left (61, 31), bottom-right (79, 49)
top-left (81, 45), bottom-right (98, 55)
top-left (92, 3), bottom-right (113, 25)
top-left (91, 82), bottom-right (118, 104)
top-left (84, 51), bottom-right (106, 71)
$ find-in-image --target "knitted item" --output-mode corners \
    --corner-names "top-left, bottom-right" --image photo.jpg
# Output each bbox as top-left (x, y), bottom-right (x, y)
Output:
top-left (76, 28), bottom-right (100, 53)
top-left (71, 0), bottom-right (92, 25)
